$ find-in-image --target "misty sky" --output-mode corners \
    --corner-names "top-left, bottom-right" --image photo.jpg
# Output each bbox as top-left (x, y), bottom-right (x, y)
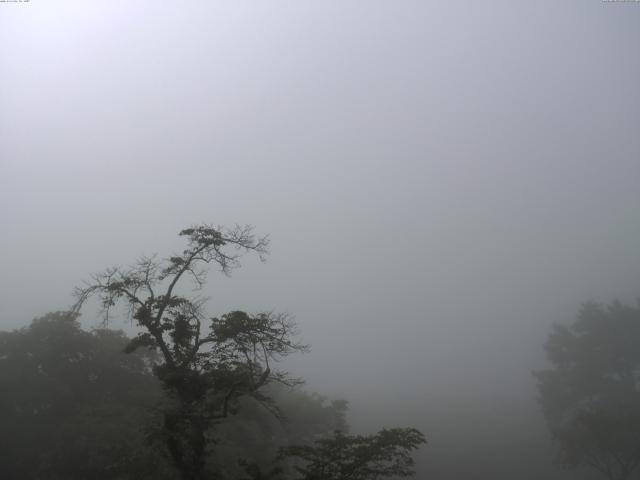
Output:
top-left (1, 1), bottom-right (639, 478)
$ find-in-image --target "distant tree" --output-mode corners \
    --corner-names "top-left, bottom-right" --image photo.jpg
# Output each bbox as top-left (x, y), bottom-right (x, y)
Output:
top-left (208, 386), bottom-right (349, 478)
top-left (278, 427), bottom-right (426, 480)
top-left (534, 300), bottom-right (640, 480)
top-left (0, 311), bottom-right (171, 480)
top-left (72, 224), bottom-right (307, 480)
top-left (241, 428), bottom-right (426, 480)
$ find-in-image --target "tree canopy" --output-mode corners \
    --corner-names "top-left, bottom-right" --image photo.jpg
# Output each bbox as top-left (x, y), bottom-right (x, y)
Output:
top-left (73, 224), bottom-right (308, 480)
top-left (0, 312), bottom-right (355, 479)
top-left (69, 223), bottom-right (425, 480)
top-left (535, 300), bottom-right (640, 480)
top-left (277, 427), bottom-right (426, 480)
top-left (0, 311), bottom-right (169, 480)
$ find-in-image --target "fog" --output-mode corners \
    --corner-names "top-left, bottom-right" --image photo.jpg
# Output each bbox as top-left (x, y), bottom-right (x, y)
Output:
top-left (1, 1), bottom-right (639, 479)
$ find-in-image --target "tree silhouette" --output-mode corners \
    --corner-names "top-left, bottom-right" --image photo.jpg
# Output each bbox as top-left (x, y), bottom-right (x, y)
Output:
top-left (73, 224), bottom-right (307, 480)
top-left (0, 312), bottom-right (169, 479)
top-left (535, 300), bottom-right (640, 480)
top-left (277, 428), bottom-right (426, 480)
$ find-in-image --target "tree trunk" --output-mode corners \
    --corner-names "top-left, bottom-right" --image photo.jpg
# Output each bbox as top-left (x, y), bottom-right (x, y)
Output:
top-left (164, 406), bottom-right (208, 480)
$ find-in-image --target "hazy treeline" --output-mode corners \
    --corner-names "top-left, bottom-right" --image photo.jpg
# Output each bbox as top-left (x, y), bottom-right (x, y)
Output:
top-left (0, 311), bottom-right (349, 479)
top-left (4, 298), bottom-right (639, 479)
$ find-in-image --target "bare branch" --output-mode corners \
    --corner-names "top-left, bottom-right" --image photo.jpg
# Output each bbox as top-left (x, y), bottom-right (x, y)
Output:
top-left (69, 224), bottom-right (308, 480)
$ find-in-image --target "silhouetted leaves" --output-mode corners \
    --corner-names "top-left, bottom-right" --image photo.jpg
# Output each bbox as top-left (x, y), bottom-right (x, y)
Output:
top-left (273, 428), bottom-right (426, 480)
top-left (535, 300), bottom-right (640, 480)
top-left (72, 224), bottom-right (304, 480)
top-left (0, 312), bottom-right (171, 480)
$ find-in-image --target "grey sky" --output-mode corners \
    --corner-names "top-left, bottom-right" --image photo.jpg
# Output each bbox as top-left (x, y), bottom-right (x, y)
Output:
top-left (1, 1), bottom-right (639, 478)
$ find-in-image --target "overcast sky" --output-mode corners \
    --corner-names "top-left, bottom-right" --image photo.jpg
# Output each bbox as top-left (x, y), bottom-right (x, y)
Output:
top-left (1, 1), bottom-right (639, 478)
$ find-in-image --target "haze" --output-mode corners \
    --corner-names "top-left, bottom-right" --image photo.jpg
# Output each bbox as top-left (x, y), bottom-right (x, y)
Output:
top-left (1, 1), bottom-right (639, 478)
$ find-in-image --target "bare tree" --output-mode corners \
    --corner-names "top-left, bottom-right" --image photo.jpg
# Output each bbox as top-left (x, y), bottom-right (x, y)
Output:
top-left (73, 224), bottom-right (307, 480)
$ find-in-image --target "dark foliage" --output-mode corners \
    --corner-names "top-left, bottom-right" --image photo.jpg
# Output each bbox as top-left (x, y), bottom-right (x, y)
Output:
top-left (72, 224), bottom-right (306, 480)
top-left (279, 427), bottom-right (426, 480)
top-left (44, 222), bottom-right (428, 480)
top-left (535, 300), bottom-right (640, 480)
top-left (0, 311), bottom-right (172, 480)
top-left (0, 313), bottom-right (354, 480)
top-left (241, 428), bottom-right (426, 480)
